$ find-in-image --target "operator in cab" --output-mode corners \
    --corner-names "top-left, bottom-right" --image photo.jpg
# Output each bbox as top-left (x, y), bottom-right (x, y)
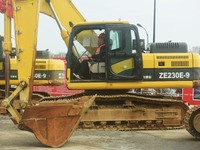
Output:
top-left (73, 33), bottom-right (106, 79)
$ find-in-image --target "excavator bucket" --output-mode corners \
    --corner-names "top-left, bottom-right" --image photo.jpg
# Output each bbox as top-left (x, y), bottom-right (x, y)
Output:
top-left (19, 96), bottom-right (95, 148)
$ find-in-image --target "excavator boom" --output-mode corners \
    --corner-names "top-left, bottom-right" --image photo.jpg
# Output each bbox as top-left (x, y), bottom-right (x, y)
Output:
top-left (1, 0), bottom-right (94, 147)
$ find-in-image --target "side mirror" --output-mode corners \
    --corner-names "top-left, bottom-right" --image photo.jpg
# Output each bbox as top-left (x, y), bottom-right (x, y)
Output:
top-left (139, 39), bottom-right (145, 51)
top-left (132, 39), bottom-right (145, 52)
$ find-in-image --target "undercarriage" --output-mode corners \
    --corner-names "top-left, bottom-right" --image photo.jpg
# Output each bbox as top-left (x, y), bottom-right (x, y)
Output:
top-left (0, 89), bottom-right (189, 131)
top-left (39, 92), bottom-right (189, 130)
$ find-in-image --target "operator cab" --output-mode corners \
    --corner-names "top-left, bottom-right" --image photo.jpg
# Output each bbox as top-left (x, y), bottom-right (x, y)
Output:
top-left (67, 22), bottom-right (143, 82)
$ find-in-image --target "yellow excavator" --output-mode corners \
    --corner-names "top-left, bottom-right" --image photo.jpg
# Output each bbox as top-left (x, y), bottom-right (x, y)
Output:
top-left (1, 0), bottom-right (200, 147)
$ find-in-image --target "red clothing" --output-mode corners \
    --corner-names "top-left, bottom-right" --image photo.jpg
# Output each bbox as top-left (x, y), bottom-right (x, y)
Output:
top-left (0, 0), bottom-right (13, 18)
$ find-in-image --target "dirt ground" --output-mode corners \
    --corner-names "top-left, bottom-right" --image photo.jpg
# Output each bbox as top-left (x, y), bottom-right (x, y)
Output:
top-left (1, 116), bottom-right (200, 150)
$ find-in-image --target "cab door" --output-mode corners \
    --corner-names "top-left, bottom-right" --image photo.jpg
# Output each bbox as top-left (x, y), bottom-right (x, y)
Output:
top-left (106, 24), bottom-right (143, 80)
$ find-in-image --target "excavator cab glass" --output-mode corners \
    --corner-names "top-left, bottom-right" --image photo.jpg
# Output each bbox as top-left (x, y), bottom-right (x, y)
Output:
top-left (107, 25), bottom-right (142, 80)
top-left (72, 29), bottom-right (103, 58)
top-left (68, 23), bottom-right (143, 81)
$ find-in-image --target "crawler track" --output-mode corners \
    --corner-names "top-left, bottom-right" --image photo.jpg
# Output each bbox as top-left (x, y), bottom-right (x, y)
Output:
top-left (40, 92), bottom-right (189, 130)
top-left (1, 90), bottom-right (189, 131)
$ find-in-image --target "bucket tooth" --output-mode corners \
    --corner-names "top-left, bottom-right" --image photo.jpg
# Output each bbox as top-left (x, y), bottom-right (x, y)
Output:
top-left (20, 96), bottom-right (95, 148)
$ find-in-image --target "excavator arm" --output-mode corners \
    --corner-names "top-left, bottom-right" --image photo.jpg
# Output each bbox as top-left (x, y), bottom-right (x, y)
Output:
top-left (1, 0), bottom-right (95, 147)
top-left (2, 0), bottom-right (87, 108)
top-left (12, 0), bottom-right (40, 106)
top-left (2, 0), bottom-right (88, 120)
top-left (2, 0), bottom-right (41, 122)
top-left (40, 0), bottom-right (86, 34)
top-left (39, 0), bottom-right (87, 48)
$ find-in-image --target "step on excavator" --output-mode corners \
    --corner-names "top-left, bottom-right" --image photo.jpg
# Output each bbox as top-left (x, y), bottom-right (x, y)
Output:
top-left (1, 0), bottom-right (200, 147)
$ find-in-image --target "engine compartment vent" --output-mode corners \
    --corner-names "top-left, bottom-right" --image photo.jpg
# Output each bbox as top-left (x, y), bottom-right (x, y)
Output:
top-left (171, 61), bottom-right (189, 66)
top-left (156, 56), bottom-right (189, 59)
top-left (150, 42), bottom-right (188, 53)
top-left (35, 65), bottom-right (46, 69)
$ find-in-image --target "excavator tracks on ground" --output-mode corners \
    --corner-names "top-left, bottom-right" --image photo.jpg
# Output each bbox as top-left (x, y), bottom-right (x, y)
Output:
top-left (184, 106), bottom-right (200, 139)
top-left (40, 93), bottom-right (189, 131)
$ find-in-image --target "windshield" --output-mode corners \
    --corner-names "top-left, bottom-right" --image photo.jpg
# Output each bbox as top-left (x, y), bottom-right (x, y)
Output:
top-left (73, 29), bottom-right (105, 57)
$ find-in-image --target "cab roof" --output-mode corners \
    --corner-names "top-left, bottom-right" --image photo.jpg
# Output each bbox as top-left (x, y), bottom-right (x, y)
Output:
top-left (74, 21), bottom-right (130, 26)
